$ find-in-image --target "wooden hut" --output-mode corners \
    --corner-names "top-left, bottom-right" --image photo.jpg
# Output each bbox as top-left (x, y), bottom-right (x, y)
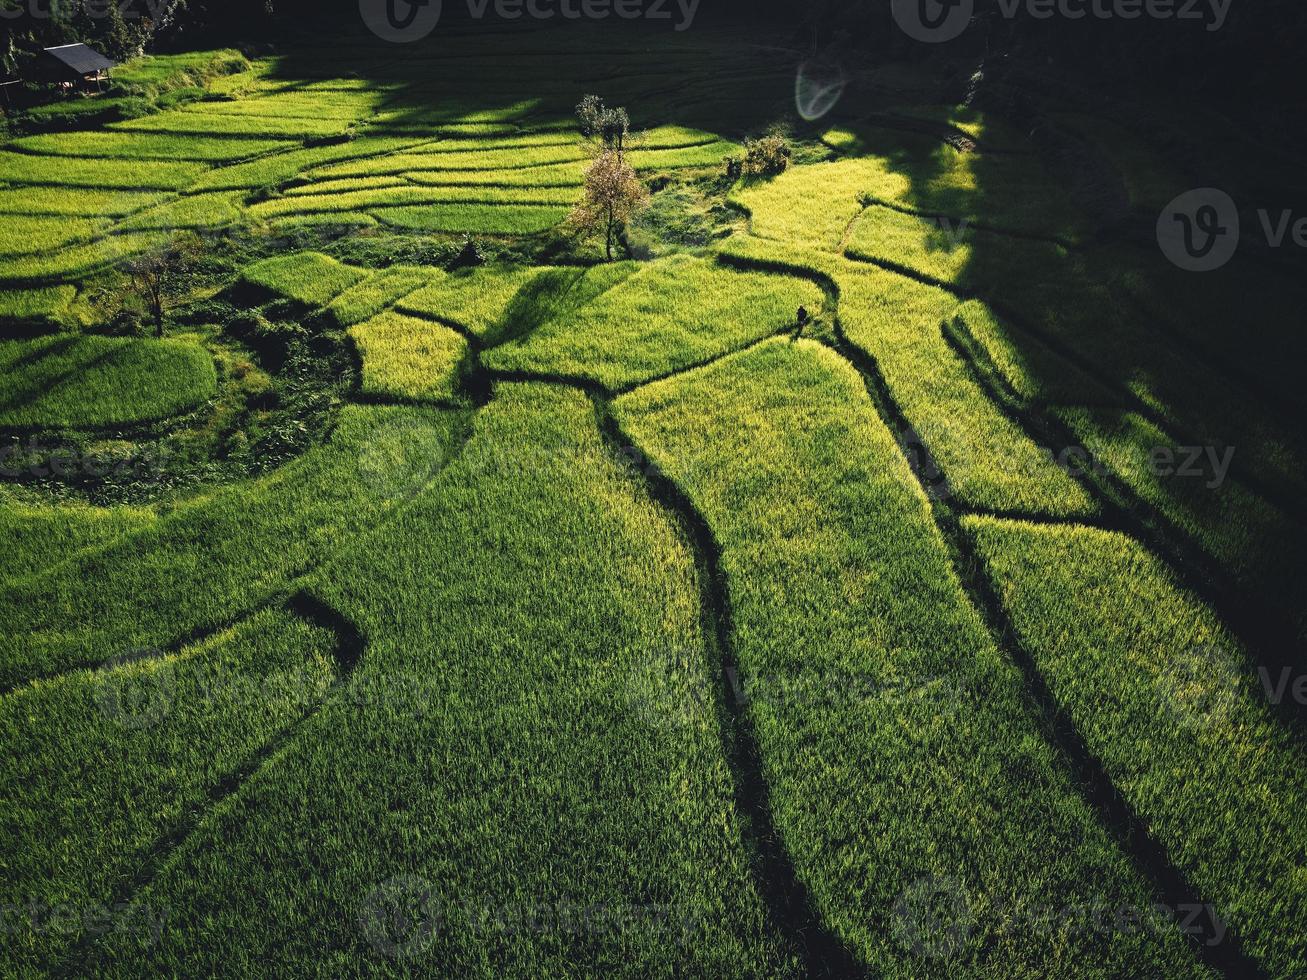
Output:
top-left (38, 43), bottom-right (116, 94)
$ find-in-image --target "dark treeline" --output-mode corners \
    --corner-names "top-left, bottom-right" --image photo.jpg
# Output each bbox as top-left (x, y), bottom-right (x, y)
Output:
top-left (3, 0), bottom-right (1301, 137)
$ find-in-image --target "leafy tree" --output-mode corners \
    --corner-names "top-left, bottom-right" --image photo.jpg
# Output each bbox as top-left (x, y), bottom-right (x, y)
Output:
top-left (567, 149), bottom-right (648, 262)
top-left (576, 94), bottom-right (631, 160)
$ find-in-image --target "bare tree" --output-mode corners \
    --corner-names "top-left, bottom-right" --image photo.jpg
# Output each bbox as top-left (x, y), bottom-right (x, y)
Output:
top-left (567, 149), bottom-right (649, 261)
top-left (122, 234), bottom-right (201, 338)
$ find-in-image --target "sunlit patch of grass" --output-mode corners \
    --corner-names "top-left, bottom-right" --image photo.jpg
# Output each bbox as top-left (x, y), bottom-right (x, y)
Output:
top-left (317, 265), bottom-right (434, 328)
top-left (719, 236), bottom-right (1095, 516)
top-left (615, 338), bottom-right (1201, 977)
top-left (238, 252), bottom-right (367, 308)
top-left (84, 383), bottom-right (796, 977)
top-left (485, 255), bottom-right (821, 389)
top-left (0, 151), bottom-right (206, 190)
top-left (369, 203), bottom-right (567, 235)
top-left (967, 516), bottom-right (1307, 979)
top-left (396, 265), bottom-right (545, 341)
top-left (0, 286), bottom-right (77, 328)
top-left (349, 311), bottom-right (469, 403)
top-left (7, 132), bottom-right (293, 163)
top-left (0, 406), bottom-right (468, 689)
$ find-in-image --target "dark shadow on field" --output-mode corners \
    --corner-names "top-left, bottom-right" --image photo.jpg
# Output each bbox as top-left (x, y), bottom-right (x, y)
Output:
top-left (826, 85), bottom-right (1305, 979)
top-left (827, 91), bottom-right (1307, 667)
top-left (261, 19), bottom-right (799, 144)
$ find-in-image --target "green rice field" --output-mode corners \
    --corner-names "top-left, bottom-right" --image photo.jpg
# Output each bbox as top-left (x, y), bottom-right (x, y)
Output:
top-left (0, 14), bottom-right (1302, 980)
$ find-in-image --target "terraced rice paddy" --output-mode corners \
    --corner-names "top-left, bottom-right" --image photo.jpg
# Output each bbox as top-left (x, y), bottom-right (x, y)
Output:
top-left (0, 21), bottom-right (1302, 980)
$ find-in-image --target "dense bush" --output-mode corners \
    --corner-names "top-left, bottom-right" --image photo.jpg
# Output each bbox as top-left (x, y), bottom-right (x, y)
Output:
top-left (742, 133), bottom-right (791, 176)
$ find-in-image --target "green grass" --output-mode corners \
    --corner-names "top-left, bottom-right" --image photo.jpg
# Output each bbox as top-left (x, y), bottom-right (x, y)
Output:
top-left (237, 252), bottom-right (367, 308)
top-left (403, 162), bottom-right (585, 187)
top-left (117, 192), bottom-right (243, 232)
top-left (836, 185), bottom-right (1307, 501)
top-left (349, 311), bottom-right (470, 403)
top-left (309, 139), bottom-right (736, 181)
top-left (485, 255), bottom-right (822, 390)
top-left (0, 335), bottom-right (217, 430)
top-left (188, 137), bottom-right (430, 191)
top-left (395, 265), bottom-right (546, 341)
top-left (719, 236), bottom-right (1095, 516)
top-left (7, 132), bottom-right (293, 162)
top-left (966, 517), bottom-right (1307, 978)
top-left (0, 607), bottom-right (337, 974)
top-left (614, 338), bottom-right (1204, 977)
top-left (0, 232), bottom-right (171, 282)
top-left (1054, 406), bottom-right (1307, 644)
top-left (111, 110), bottom-right (353, 140)
top-left (0, 152), bottom-right (206, 190)
top-left (0, 406), bottom-right (467, 689)
top-left (111, 49), bottom-right (249, 94)
top-left (247, 183), bottom-right (578, 220)
top-left (0, 285), bottom-right (77, 327)
top-left (0, 188), bottom-right (171, 217)
top-left (81, 383), bottom-right (795, 978)
top-left (0, 32), bottom-right (1300, 979)
top-left (733, 158), bottom-right (907, 249)
top-left (283, 174), bottom-right (409, 196)
top-left (317, 265), bottom-right (434, 328)
top-left (0, 216), bottom-right (103, 257)
top-left (0, 494), bottom-right (154, 585)
top-left (820, 125), bottom-right (1084, 240)
top-left (369, 203), bottom-right (568, 235)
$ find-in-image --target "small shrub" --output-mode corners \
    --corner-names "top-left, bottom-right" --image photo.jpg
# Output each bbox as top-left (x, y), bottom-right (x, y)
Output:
top-left (743, 133), bottom-right (791, 176)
